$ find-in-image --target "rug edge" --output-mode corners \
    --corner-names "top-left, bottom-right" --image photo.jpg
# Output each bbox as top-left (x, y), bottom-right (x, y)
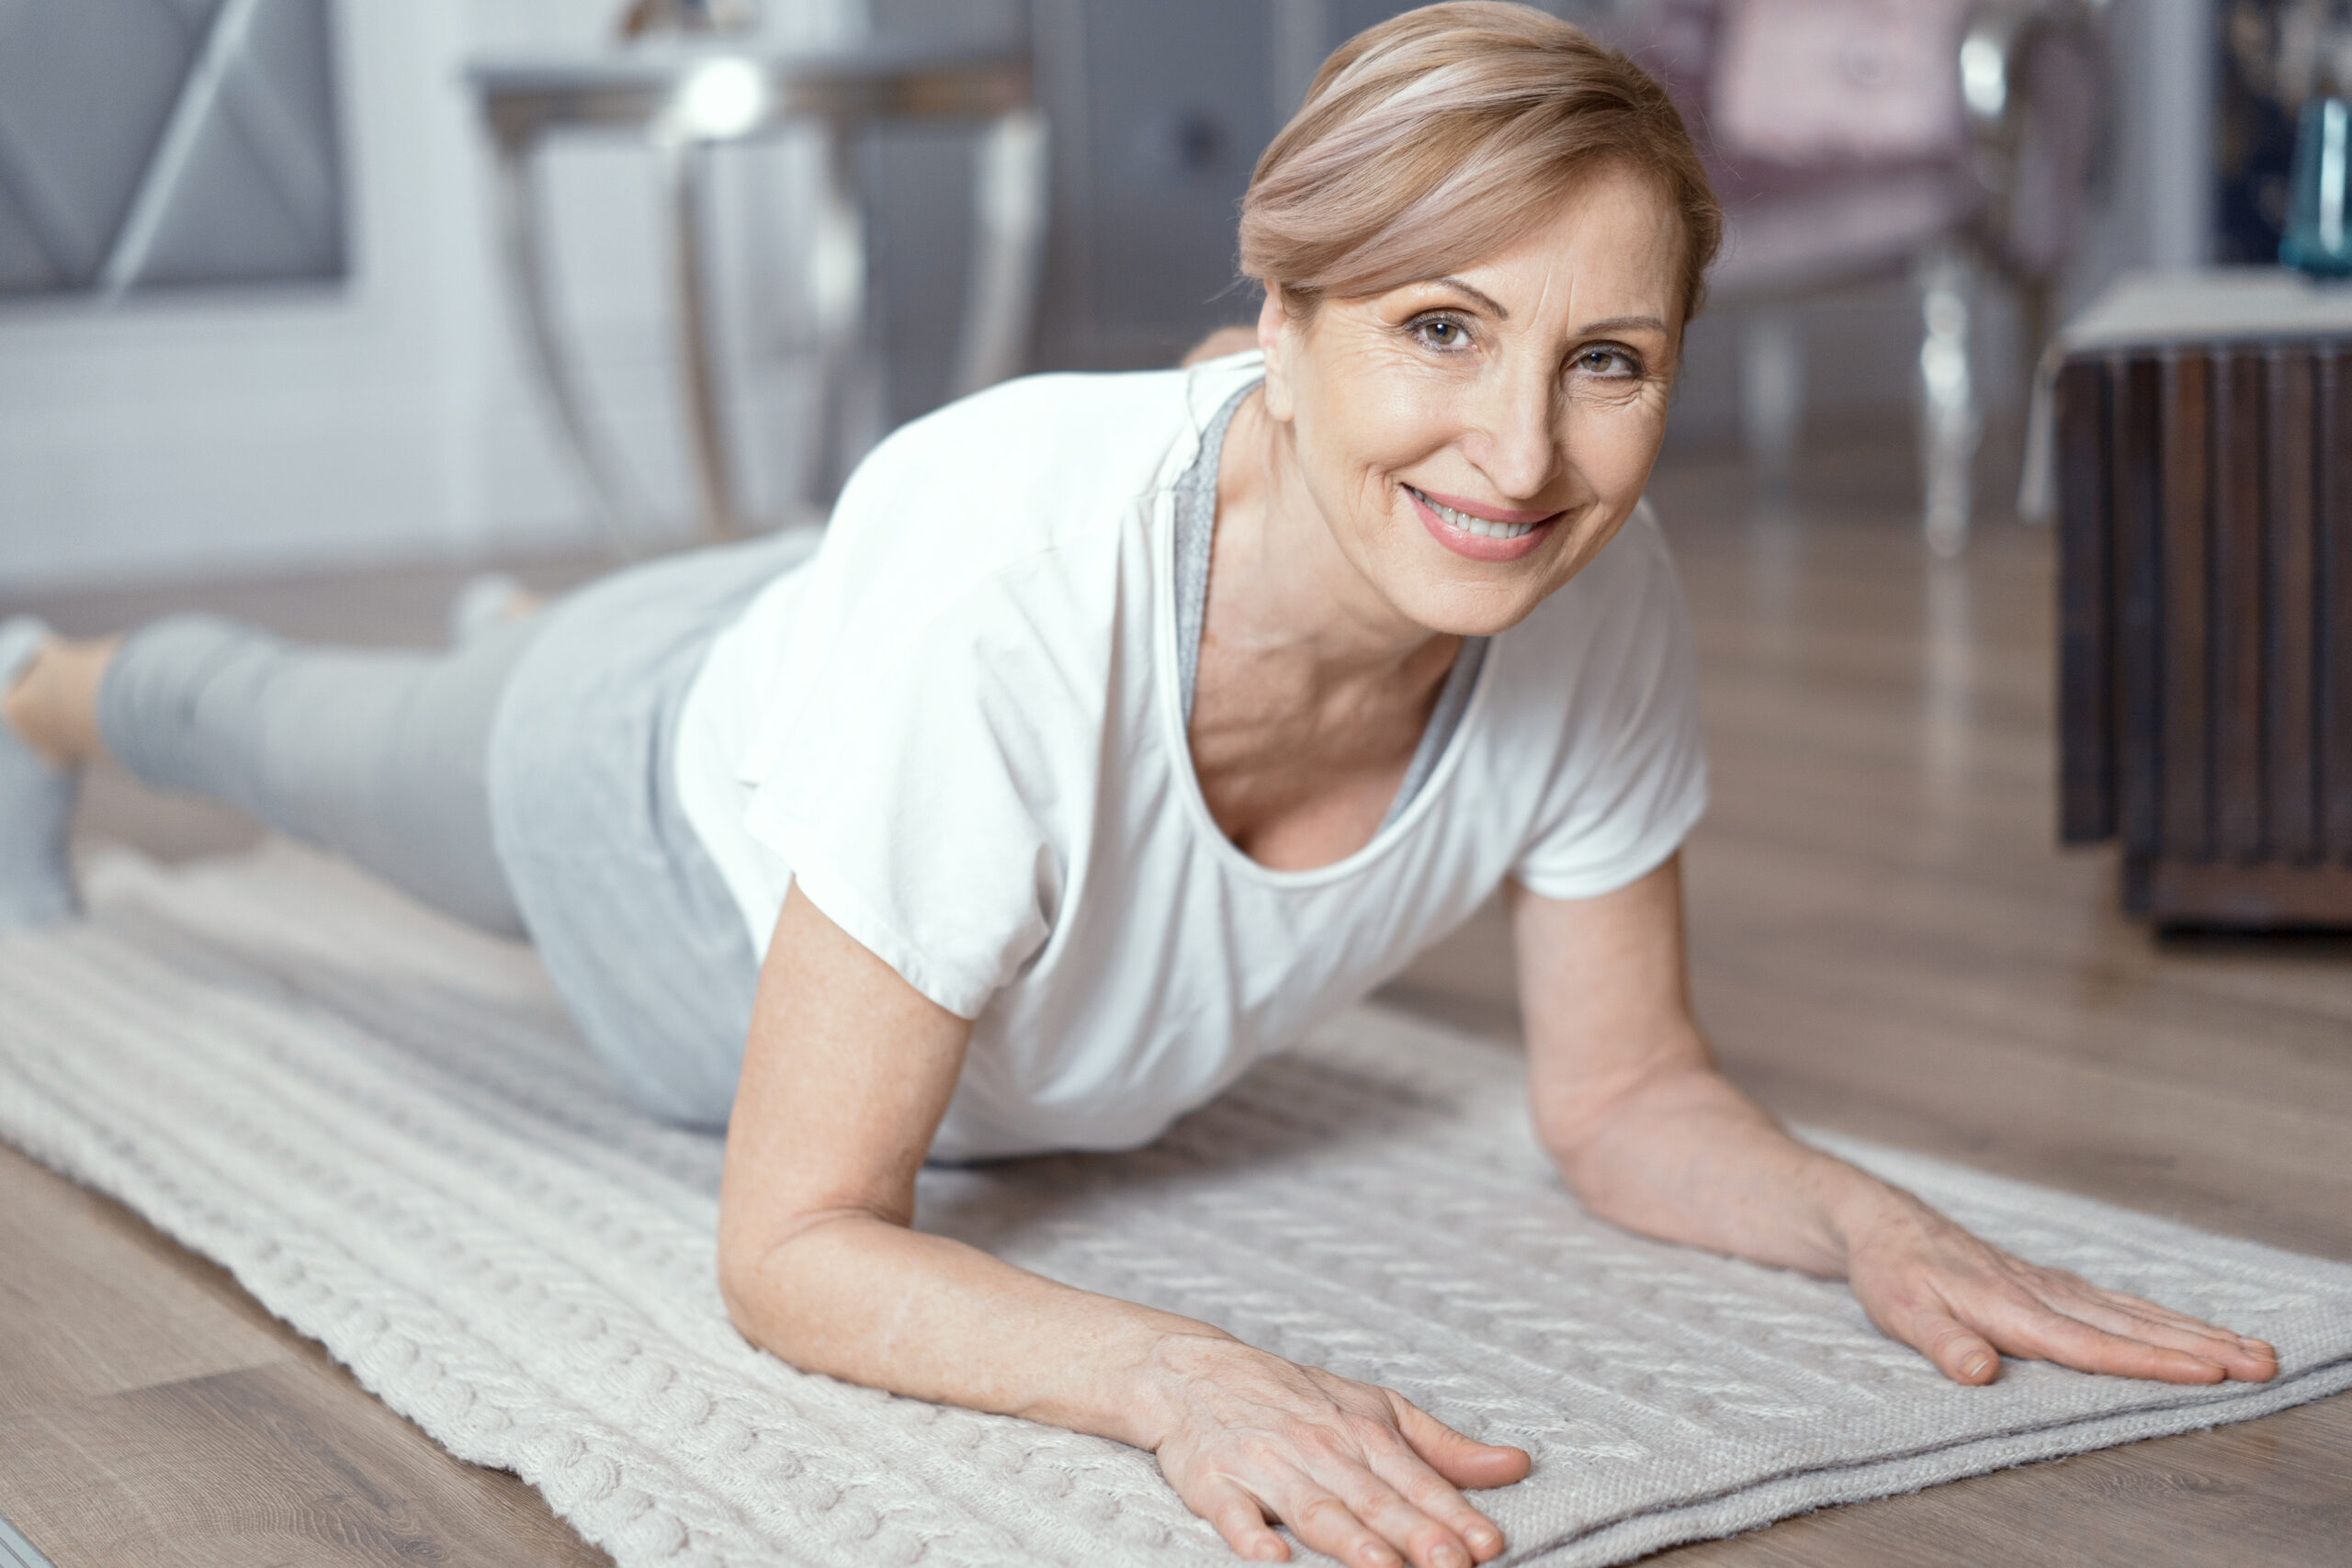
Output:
top-left (1521, 1359), bottom-right (2352, 1566)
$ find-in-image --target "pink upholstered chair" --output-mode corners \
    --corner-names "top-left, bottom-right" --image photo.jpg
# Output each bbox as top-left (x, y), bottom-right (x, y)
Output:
top-left (1620, 0), bottom-right (2107, 551)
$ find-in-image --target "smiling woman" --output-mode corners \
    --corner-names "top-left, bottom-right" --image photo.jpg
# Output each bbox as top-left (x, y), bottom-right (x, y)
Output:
top-left (0, 6), bottom-right (2282, 1568)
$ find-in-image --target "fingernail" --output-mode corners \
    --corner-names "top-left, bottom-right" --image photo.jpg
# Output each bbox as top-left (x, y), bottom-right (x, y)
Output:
top-left (1434, 1548), bottom-right (1469, 1568)
top-left (1468, 1526), bottom-right (1502, 1552)
top-left (1961, 1354), bottom-right (1993, 1380)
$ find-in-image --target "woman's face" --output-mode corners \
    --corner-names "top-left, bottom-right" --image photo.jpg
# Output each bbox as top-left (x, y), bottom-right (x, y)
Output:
top-left (1259, 163), bottom-right (1685, 637)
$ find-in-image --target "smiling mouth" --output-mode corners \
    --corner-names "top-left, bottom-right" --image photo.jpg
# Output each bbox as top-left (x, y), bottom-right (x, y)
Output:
top-left (1406, 486), bottom-right (1551, 540)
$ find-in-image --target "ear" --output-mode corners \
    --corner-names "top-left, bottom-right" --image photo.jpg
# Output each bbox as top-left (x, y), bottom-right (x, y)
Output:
top-left (1257, 288), bottom-right (1296, 423)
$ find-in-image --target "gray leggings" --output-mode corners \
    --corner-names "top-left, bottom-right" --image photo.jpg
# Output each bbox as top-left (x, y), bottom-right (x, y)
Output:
top-left (97, 615), bottom-right (536, 938)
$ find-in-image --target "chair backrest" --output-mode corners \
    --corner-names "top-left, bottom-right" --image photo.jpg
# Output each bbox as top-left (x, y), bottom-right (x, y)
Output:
top-left (1710, 0), bottom-right (1974, 164)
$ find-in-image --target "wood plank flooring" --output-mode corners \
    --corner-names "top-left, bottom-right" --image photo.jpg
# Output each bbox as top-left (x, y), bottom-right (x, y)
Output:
top-left (4, 460), bottom-right (2347, 1565)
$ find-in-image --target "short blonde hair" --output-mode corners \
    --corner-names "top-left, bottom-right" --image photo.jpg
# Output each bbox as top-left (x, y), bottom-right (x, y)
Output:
top-left (1238, 2), bottom-right (1720, 324)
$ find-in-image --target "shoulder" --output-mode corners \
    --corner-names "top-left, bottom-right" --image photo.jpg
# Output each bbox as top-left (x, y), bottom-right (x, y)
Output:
top-left (831, 367), bottom-right (1191, 560)
top-left (807, 358), bottom-right (1258, 637)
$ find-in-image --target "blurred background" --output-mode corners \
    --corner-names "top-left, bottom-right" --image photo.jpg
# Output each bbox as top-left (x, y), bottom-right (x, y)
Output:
top-left (0, 0), bottom-right (2306, 584)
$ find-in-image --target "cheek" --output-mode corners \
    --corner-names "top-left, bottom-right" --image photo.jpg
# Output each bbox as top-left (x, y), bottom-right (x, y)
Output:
top-left (1293, 351), bottom-right (1456, 508)
top-left (1566, 386), bottom-right (1672, 496)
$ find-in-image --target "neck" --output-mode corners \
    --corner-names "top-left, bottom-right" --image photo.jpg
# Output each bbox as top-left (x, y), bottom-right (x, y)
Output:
top-left (1208, 389), bottom-right (1455, 690)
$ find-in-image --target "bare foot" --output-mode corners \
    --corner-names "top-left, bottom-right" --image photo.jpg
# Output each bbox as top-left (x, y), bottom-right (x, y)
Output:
top-left (0, 620), bottom-right (92, 924)
top-left (448, 574), bottom-right (545, 648)
top-left (2, 632), bottom-right (118, 769)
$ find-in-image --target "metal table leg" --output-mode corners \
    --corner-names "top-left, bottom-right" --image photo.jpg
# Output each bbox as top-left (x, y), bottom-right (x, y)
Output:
top-left (1918, 246), bottom-right (1980, 558)
top-left (951, 108), bottom-right (1048, 400)
top-left (491, 143), bottom-right (654, 555)
top-left (660, 138), bottom-right (741, 537)
top-left (801, 119), bottom-right (871, 512)
top-left (481, 56), bottom-right (1042, 543)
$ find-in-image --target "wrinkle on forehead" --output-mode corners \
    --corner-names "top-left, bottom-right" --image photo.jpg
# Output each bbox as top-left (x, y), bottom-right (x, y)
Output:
top-left (1464, 262), bottom-right (1634, 357)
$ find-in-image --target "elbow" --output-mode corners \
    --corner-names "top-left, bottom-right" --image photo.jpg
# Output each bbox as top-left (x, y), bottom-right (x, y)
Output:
top-left (1532, 1091), bottom-right (1624, 1184)
top-left (1530, 1096), bottom-right (1589, 1169)
top-left (1527, 1073), bottom-right (1688, 1222)
top-left (713, 1205), bottom-right (894, 1348)
top-left (1532, 1105), bottom-right (1624, 1218)
top-left (715, 1235), bottom-right (774, 1343)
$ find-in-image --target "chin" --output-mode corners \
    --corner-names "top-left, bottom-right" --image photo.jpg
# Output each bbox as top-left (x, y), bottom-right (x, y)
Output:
top-left (1386, 571), bottom-right (1551, 639)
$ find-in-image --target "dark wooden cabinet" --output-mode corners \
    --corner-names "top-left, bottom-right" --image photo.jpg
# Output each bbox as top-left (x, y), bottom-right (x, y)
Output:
top-left (2056, 338), bottom-right (2352, 926)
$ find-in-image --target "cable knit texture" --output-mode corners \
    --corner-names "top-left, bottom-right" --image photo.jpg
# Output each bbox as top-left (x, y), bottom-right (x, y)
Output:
top-left (2, 841), bottom-right (2348, 1568)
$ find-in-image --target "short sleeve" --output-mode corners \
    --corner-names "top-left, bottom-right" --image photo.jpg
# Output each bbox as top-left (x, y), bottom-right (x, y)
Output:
top-left (1510, 520), bottom-right (1710, 901)
top-left (741, 583), bottom-right (1079, 1020)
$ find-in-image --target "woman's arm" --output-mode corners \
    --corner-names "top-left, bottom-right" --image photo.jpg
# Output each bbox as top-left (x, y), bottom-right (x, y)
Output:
top-left (718, 886), bottom-right (1529, 1568)
top-left (1512, 856), bottom-right (2279, 1387)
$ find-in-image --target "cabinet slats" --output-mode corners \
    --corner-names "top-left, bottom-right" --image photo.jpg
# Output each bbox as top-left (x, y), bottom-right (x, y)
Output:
top-left (2058, 336), bottom-right (2352, 925)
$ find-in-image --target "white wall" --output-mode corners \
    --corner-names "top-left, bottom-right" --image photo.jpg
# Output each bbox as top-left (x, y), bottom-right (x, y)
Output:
top-left (0, 0), bottom-right (863, 591)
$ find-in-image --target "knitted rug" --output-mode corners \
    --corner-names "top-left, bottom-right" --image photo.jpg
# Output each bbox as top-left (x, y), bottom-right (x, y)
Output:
top-left (3, 844), bottom-right (2348, 1568)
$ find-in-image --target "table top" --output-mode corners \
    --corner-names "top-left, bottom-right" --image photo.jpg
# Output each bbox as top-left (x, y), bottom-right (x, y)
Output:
top-left (469, 43), bottom-right (1030, 146)
top-left (2058, 267), bottom-right (2352, 355)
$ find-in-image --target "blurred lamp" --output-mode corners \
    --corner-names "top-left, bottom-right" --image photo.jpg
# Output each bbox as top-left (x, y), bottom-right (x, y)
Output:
top-left (1958, 33), bottom-right (2007, 120)
top-left (2281, 96), bottom-right (2352, 276)
top-left (672, 57), bottom-right (769, 141)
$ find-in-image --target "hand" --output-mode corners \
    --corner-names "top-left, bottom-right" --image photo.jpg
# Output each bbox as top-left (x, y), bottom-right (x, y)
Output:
top-left (1140, 1335), bottom-right (1530, 1567)
top-left (1841, 1193), bottom-right (2280, 1386)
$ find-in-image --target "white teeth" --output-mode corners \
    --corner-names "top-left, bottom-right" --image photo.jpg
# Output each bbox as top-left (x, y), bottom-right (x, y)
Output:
top-left (1411, 488), bottom-right (1536, 539)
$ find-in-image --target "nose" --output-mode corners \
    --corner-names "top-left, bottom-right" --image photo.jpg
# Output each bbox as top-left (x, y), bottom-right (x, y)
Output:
top-left (1461, 359), bottom-right (1561, 502)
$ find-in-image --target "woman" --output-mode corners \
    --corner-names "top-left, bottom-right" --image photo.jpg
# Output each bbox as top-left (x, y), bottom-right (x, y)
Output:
top-left (0, 7), bottom-right (2277, 1566)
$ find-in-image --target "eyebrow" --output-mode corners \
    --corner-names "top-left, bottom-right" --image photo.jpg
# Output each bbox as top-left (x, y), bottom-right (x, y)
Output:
top-left (1430, 276), bottom-right (1510, 318)
top-left (1577, 314), bottom-right (1670, 335)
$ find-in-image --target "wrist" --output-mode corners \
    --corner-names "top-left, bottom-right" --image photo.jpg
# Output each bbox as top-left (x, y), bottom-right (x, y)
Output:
top-left (1815, 1161), bottom-right (1933, 1271)
top-left (1107, 1324), bottom-right (1248, 1452)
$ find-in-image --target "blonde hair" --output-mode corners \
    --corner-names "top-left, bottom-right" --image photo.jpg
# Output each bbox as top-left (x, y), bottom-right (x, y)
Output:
top-left (1238, 2), bottom-right (1720, 323)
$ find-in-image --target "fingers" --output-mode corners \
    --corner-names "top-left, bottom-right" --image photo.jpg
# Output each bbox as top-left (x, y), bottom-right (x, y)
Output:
top-left (1177, 1461), bottom-right (1476, 1568)
top-left (1174, 1419), bottom-right (1513, 1568)
top-left (1308, 1477), bottom-right (1468, 1568)
top-left (1392, 1397), bottom-right (1532, 1493)
top-left (1911, 1281), bottom-right (2271, 1387)
top-left (1190, 1476), bottom-right (1289, 1562)
top-left (2055, 1286), bottom-right (2279, 1382)
top-left (1278, 1486), bottom-right (1408, 1568)
top-left (1275, 1461), bottom-right (1502, 1568)
top-left (1860, 1231), bottom-right (2285, 1388)
top-left (1369, 1416), bottom-right (1514, 1563)
top-left (1154, 1355), bottom-right (1524, 1568)
top-left (1909, 1310), bottom-right (2004, 1384)
top-left (1996, 1303), bottom-right (2236, 1383)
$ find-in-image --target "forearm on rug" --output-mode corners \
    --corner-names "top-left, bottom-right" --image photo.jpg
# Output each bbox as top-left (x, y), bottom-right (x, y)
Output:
top-left (719, 1214), bottom-right (1232, 1449)
top-left (1540, 1065), bottom-right (1909, 1280)
top-left (717, 885), bottom-right (1233, 1449)
top-left (1510, 863), bottom-right (1916, 1283)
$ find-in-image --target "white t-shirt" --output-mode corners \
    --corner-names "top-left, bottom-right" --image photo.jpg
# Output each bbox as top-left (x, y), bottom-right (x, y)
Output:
top-left (673, 353), bottom-right (1707, 1161)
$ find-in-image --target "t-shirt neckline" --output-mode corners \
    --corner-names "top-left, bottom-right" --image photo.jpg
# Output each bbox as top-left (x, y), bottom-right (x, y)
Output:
top-left (1162, 368), bottom-right (1494, 885)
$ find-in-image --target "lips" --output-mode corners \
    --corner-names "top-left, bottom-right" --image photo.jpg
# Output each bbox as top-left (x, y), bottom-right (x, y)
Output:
top-left (1406, 485), bottom-right (1559, 562)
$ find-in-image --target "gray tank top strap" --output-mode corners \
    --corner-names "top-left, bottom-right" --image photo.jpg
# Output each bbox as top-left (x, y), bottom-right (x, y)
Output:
top-left (1172, 384), bottom-right (1247, 723)
top-left (1172, 379), bottom-right (1486, 831)
top-left (1385, 635), bottom-right (1487, 829)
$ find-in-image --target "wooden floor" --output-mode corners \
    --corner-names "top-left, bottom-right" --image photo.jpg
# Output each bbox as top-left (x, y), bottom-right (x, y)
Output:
top-left (3, 449), bottom-right (2347, 1566)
